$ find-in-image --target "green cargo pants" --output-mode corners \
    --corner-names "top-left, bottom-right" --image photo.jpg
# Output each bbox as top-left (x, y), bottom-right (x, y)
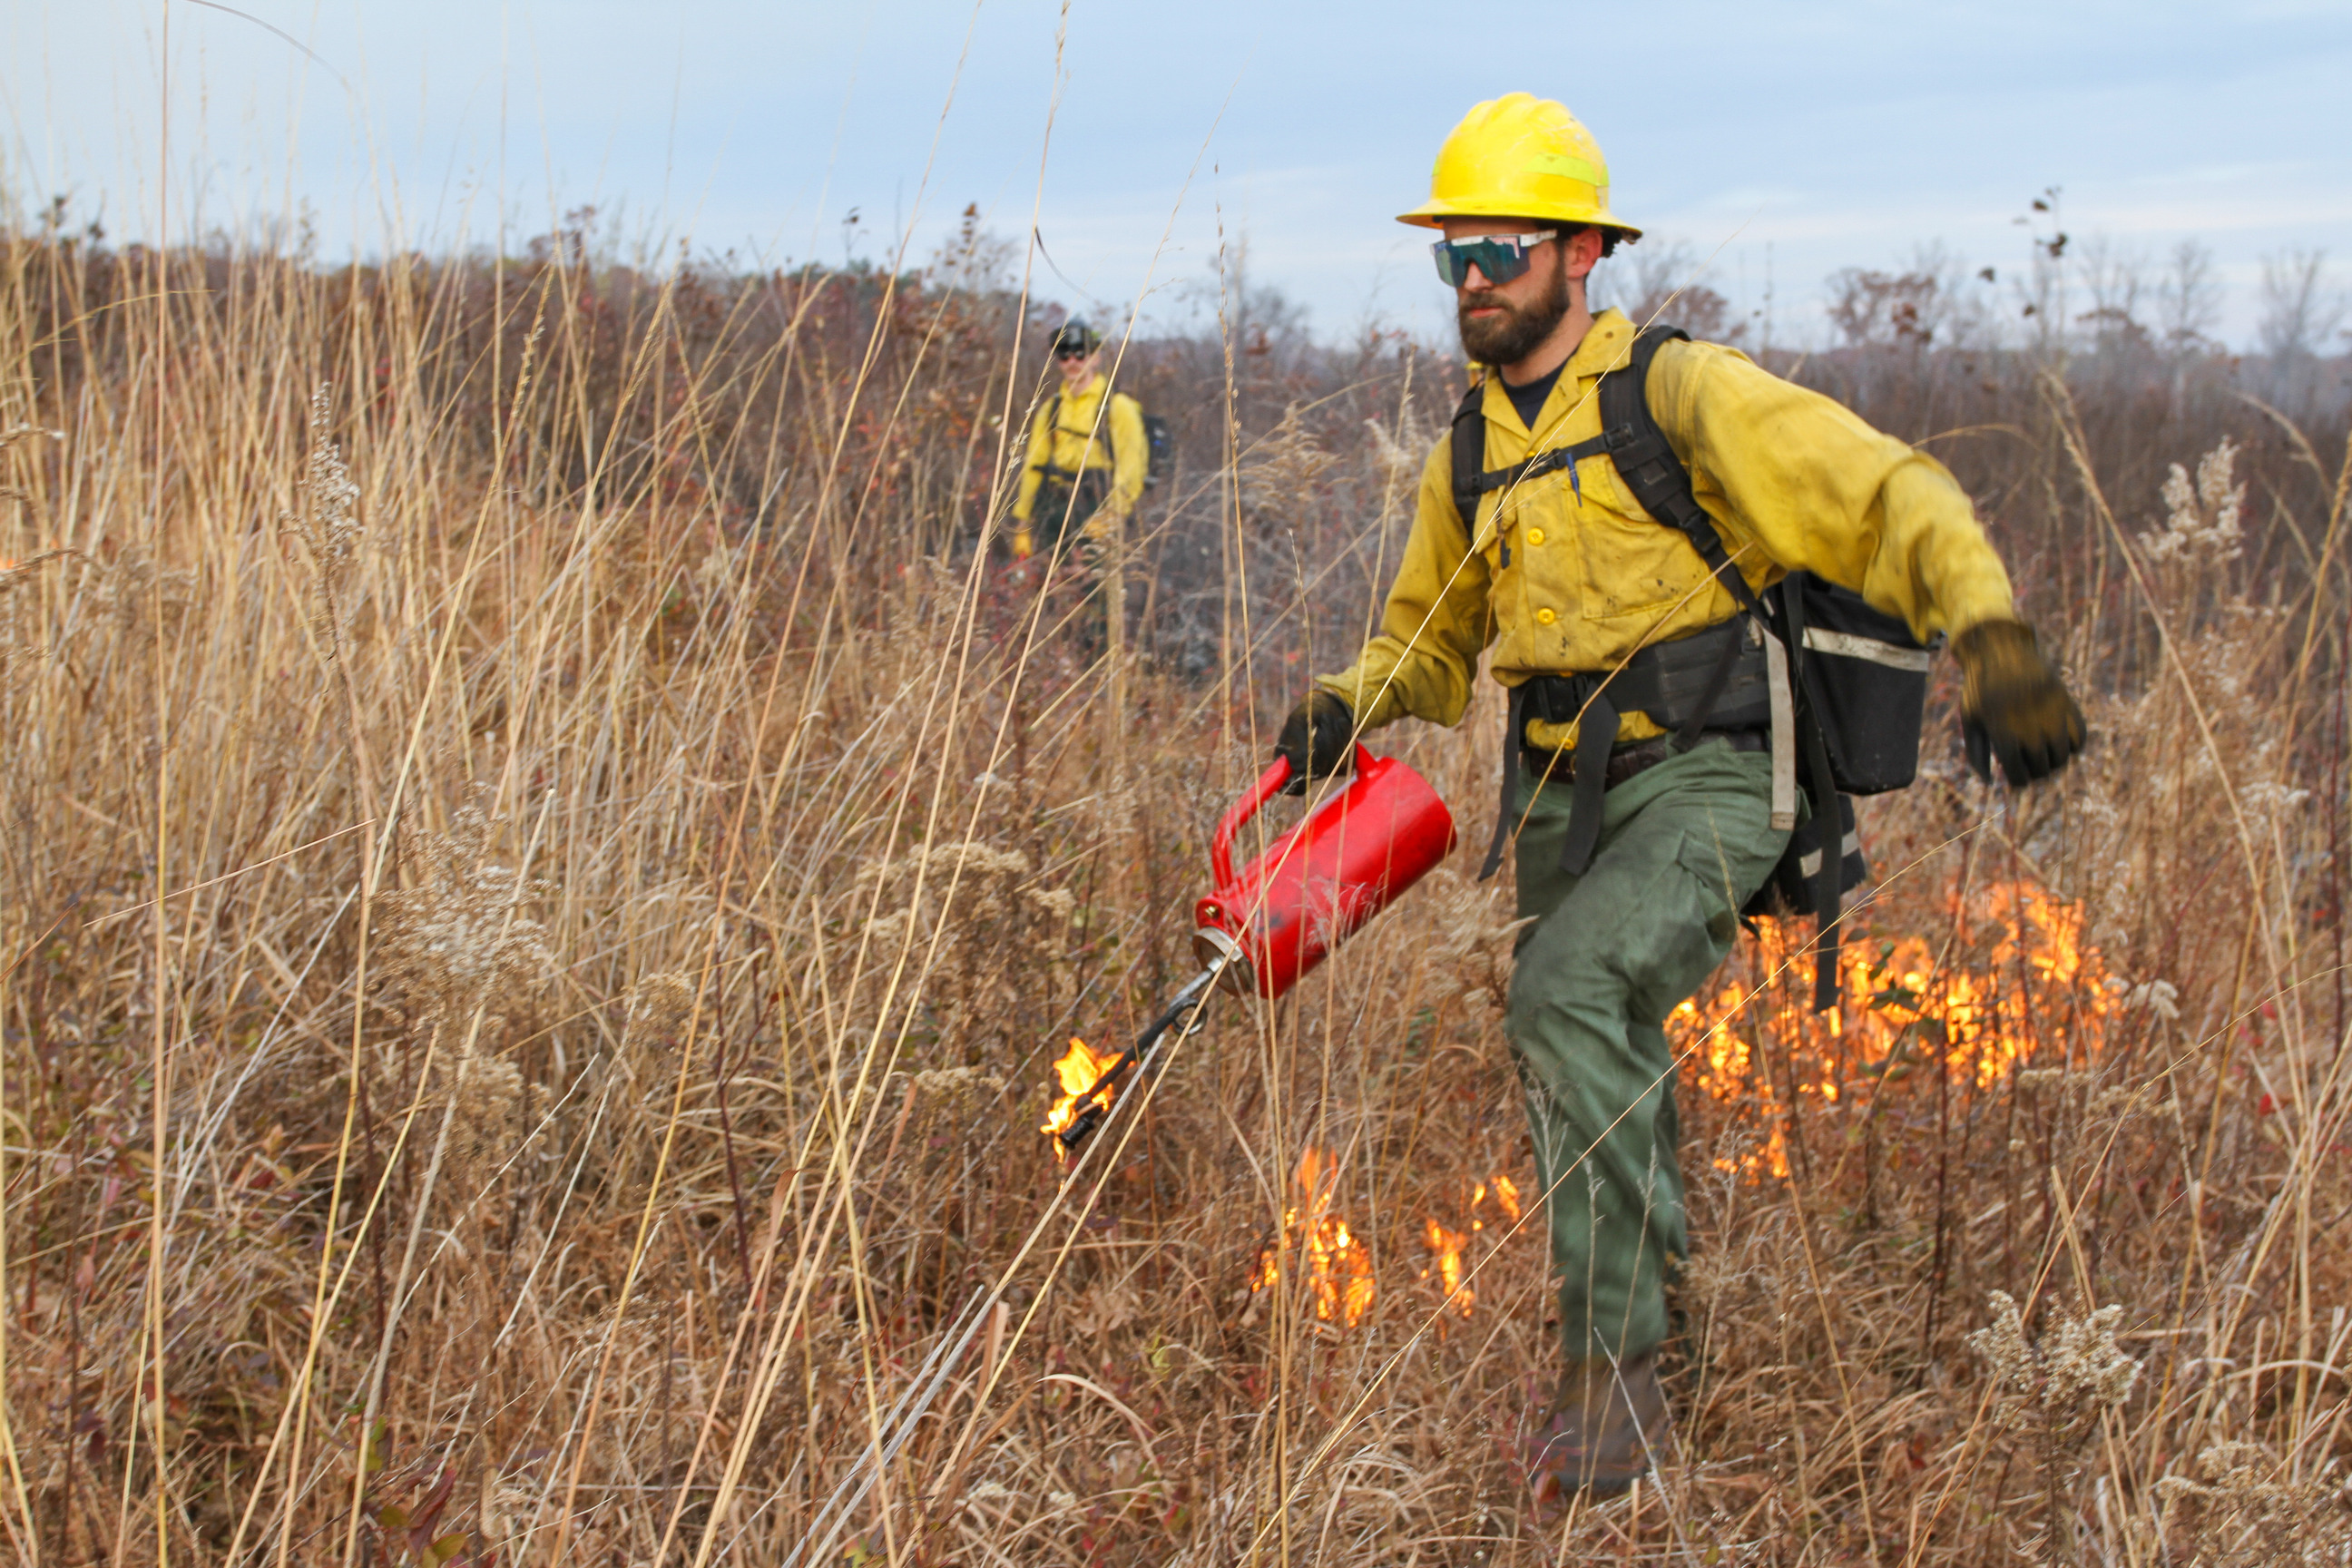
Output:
top-left (1030, 474), bottom-right (1112, 662)
top-left (1505, 738), bottom-right (1788, 1362)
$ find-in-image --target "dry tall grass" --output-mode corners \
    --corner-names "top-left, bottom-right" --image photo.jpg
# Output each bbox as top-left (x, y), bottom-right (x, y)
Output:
top-left (4, 214), bottom-right (2351, 1566)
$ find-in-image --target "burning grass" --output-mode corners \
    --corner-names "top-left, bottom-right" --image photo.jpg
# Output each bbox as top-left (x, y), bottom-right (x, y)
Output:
top-left (1680, 884), bottom-right (2123, 1179)
top-left (1248, 1146), bottom-right (1379, 1330)
top-left (2, 211), bottom-right (2349, 1566)
top-left (1417, 1177), bottom-right (1517, 1318)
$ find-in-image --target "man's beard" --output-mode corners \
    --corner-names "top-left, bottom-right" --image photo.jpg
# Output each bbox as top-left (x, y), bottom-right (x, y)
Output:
top-left (1456, 252), bottom-right (1572, 367)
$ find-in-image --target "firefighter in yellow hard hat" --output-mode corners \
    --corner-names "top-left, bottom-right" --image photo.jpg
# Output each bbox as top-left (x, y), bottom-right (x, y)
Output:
top-left (1273, 93), bottom-right (2084, 1507)
top-left (1010, 319), bottom-right (1148, 563)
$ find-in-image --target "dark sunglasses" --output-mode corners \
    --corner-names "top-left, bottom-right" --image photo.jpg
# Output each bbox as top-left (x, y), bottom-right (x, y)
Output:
top-left (1429, 230), bottom-right (1558, 289)
top-left (1054, 347), bottom-right (1091, 361)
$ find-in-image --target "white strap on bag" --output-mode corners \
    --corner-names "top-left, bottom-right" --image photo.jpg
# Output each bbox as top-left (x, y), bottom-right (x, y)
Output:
top-left (1764, 627), bottom-right (1798, 830)
top-left (1801, 625), bottom-right (1933, 671)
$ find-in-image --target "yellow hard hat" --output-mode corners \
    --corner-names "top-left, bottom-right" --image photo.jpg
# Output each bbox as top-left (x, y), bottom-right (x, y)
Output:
top-left (1398, 93), bottom-right (1642, 239)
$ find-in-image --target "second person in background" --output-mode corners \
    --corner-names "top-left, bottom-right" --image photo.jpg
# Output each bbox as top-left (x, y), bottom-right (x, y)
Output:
top-left (1009, 318), bottom-right (1148, 566)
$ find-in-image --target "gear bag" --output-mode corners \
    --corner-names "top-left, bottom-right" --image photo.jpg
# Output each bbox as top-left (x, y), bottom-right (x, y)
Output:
top-left (1141, 412), bottom-right (1172, 489)
top-left (1447, 325), bottom-right (1936, 1008)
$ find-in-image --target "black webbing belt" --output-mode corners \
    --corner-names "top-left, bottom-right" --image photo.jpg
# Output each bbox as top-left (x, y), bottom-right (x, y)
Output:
top-left (1475, 617), bottom-right (1768, 881)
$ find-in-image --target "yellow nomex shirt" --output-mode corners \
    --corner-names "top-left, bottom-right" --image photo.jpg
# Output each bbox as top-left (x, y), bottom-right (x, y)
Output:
top-left (1011, 379), bottom-right (1149, 535)
top-left (1318, 310), bottom-right (2019, 750)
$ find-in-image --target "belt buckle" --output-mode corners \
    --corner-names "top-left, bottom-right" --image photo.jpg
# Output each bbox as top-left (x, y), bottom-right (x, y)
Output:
top-left (1602, 737), bottom-right (1671, 788)
top-left (1530, 733), bottom-right (1666, 787)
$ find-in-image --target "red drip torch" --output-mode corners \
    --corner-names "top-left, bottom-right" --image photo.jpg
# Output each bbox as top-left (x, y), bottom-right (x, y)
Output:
top-left (1193, 744), bottom-right (1458, 999)
top-left (1054, 747), bottom-right (1456, 1154)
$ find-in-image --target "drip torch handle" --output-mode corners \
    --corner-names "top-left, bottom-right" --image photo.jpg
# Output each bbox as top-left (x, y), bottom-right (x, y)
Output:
top-left (1211, 757), bottom-right (1291, 888)
top-left (1210, 745), bottom-right (1373, 887)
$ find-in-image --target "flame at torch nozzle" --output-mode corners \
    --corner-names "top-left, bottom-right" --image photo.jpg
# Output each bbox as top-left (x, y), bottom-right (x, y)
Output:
top-left (1040, 1036), bottom-right (1122, 1158)
top-left (1039, 958), bottom-right (1229, 1162)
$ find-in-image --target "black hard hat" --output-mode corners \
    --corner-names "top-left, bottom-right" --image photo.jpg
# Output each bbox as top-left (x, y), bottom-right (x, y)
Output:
top-left (1049, 318), bottom-right (1099, 358)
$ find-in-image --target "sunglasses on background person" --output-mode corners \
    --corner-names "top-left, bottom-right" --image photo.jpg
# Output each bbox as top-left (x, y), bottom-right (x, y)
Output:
top-left (1054, 347), bottom-right (1091, 360)
top-left (1429, 230), bottom-right (1559, 289)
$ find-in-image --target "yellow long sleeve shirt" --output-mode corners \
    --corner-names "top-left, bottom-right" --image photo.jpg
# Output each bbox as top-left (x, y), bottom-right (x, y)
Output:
top-left (1011, 379), bottom-right (1149, 534)
top-left (1319, 309), bottom-right (2017, 749)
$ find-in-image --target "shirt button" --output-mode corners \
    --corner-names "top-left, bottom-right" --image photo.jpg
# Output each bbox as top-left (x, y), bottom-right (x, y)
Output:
top-left (1526, 527), bottom-right (1546, 546)
top-left (1534, 607), bottom-right (1557, 625)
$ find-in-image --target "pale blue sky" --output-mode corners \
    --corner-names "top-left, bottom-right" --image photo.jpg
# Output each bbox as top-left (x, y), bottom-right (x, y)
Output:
top-left (6, 0), bottom-right (2350, 347)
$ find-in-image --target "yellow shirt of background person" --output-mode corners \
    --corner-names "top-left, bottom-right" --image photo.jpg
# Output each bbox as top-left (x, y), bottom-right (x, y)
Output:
top-left (1318, 307), bottom-right (2020, 750)
top-left (1009, 322), bottom-right (1148, 556)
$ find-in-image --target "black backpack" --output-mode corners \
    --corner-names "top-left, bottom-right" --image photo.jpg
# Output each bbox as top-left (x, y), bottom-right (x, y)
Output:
top-left (1140, 412), bottom-right (1172, 489)
top-left (1449, 325), bottom-right (1936, 1009)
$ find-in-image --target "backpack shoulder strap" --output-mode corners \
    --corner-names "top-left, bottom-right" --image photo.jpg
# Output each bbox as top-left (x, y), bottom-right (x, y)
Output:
top-left (1447, 377), bottom-right (1486, 530)
top-left (1451, 368), bottom-right (1632, 532)
top-left (1596, 325), bottom-right (1768, 619)
top-left (1601, 328), bottom-right (1857, 1010)
top-left (1038, 394), bottom-right (1077, 478)
top-left (1106, 389), bottom-right (1142, 468)
top-left (1073, 389), bottom-right (1124, 470)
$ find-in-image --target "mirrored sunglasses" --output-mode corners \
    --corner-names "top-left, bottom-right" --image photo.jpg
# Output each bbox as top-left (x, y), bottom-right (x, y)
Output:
top-left (1430, 230), bottom-right (1558, 289)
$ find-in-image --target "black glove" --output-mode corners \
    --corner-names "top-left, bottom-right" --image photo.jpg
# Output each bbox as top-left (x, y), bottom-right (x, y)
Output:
top-left (1275, 691), bottom-right (1355, 795)
top-left (1954, 620), bottom-right (2087, 787)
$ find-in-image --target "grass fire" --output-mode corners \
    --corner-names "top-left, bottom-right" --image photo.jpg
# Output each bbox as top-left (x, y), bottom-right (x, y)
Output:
top-left (1419, 1177), bottom-right (1519, 1318)
top-left (1249, 1146), bottom-right (1378, 1331)
top-left (1679, 884), bottom-right (2124, 1180)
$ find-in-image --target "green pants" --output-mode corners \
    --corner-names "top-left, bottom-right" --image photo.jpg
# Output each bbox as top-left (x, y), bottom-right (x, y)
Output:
top-left (1505, 739), bottom-right (1788, 1362)
top-left (1031, 475), bottom-right (1112, 661)
top-left (1031, 471), bottom-right (1108, 552)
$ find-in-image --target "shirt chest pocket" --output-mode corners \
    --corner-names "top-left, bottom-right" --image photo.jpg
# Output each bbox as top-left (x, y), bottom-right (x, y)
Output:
top-left (1542, 456), bottom-right (1700, 620)
top-left (1489, 477), bottom-right (1586, 609)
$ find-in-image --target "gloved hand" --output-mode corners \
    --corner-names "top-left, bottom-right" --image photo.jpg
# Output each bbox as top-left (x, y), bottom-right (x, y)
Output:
top-left (1275, 690), bottom-right (1355, 795)
top-left (1009, 525), bottom-right (1034, 560)
top-left (1953, 619), bottom-right (2087, 787)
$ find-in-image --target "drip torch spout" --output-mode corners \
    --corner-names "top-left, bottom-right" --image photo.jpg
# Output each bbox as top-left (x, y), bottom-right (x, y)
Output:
top-left (1054, 951), bottom-right (1231, 1154)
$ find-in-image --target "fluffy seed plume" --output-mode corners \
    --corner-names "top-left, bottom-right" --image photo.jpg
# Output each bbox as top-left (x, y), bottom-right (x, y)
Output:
top-left (1967, 1289), bottom-right (2141, 1436)
top-left (2141, 436), bottom-right (2244, 564)
top-left (287, 383), bottom-right (362, 589)
top-left (444, 1045), bottom-right (526, 1198)
top-left (623, 971), bottom-right (699, 1054)
top-left (376, 793), bottom-right (554, 1030)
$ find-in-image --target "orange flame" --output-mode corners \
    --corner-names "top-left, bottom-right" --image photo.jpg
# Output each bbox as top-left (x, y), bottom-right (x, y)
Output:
top-left (1420, 1219), bottom-right (1473, 1316)
top-left (1250, 1147), bottom-right (1376, 1329)
top-left (1673, 883), bottom-right (2120, 1180)
top-left (1039, 1036), bottom-right (1120, 1157)
top-left (1416, 1176), bottom-right (1522, 1318)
